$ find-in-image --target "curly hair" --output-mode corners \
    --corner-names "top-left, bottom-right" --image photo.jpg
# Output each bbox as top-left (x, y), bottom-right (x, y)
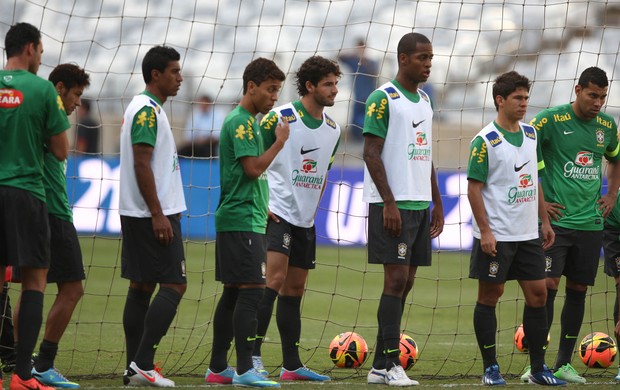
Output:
top-left (48, 63), bottom-right (90, 89)
top-left (295, 56), bottom-right (341, 96)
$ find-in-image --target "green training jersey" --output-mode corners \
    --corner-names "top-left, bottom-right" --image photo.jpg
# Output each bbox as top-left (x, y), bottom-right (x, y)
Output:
top-left (43, 153), bottom-right (72, 221)
top-left (0, 70), bottom-right (70, 202)
top-left (216, 105), bottom-right (269, 233)
top-left (530, 103), bottom-right (620, 231)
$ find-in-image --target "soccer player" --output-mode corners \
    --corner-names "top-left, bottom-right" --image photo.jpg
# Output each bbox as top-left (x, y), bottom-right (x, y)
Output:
top-left (205, 58), bottom-right (289, 388)
top-left (522, 66), bottom-right (620, 384)
top-left (467, 71), bottom-right (565, 386)
top-left (602, 195), bottom-right (620, 381)
top-left (251, 56), bottom-right (341, 381)
top-left (0, 22), bottom-right (70, 390)
top-left (363, 32), bottom-right (444, 386)
top-left (119, 46), bottom-right (186, 387)
top-left (16, 63), bottom-right (89, 389)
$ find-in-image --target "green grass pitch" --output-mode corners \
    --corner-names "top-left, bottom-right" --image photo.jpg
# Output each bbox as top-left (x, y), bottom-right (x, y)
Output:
top-left (16, 237), bottom-right (620, 388)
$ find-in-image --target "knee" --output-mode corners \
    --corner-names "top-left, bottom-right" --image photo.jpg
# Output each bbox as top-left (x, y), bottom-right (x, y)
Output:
top-left (384, 275), bottom-right (409, 296)
top-left (63, 283), bottom-right (84, 303)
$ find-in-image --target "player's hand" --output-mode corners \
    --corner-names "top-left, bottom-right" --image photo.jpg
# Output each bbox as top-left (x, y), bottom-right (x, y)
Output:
top-left (545, 201), bottom-right (565, 222)
top-left (152, 214), bottom-right (173, 246)
top-left (480, 231), bottom-right (497, 257)
top-left (540, 221), bottom-right (555, 250)
top-left (382, 202), bottom-right (401, 237)
top-left (268, 210), bottom-right (280, 223)
top-left (597, 194), bottom-right (616, 218)
top-left (275, 117), bottom-right (290, 144)
top-left (430, 204), bottom-right (444, 239)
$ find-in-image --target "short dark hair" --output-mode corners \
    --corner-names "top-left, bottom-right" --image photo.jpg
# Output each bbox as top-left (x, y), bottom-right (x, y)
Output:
top-left (5, 22), bottom-right (41, 59)
top-left (242, 58), bottom-right (286, 94)
top-left (49, 63), bottom-right (90, 90)
top-left (296, 56), bottom-right (341, 96)
top-left (142, 45), bottom-right (180, 84)
top-left (578, 66), bottom-right (608, 89)
top-left (492, 71), bottom-right (531, 110)
top-left (397, 33), bottom-right (431, 57)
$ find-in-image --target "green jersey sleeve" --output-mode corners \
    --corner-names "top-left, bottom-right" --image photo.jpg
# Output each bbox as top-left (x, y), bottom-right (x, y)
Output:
top-left (131, 106), bottom-right (157, 146)
top-left (605, 122), bottom-right (620, 162)
top-left (45, 84), bottom-right (70, 137)
top-left (230, 114), bottom-right (261, 159)
top-left (259, 110), bottom-right (278, 149)
top-left (363, 89), bottom-right (389, 139)
top-left (467, 136), bottom-right (488, 183)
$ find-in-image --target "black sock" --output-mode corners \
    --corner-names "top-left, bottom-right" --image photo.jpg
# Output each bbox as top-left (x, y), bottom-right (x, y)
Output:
top-left (614, 283), bottom-right (619, 327)
top-left (276, 295), bottom-right (302, 370)
top-left (234, 288), bottom-right (264, 375)
top-left (123, 288), bottom-right (152, 369)
top-left (546, 288), bottom-right (558, 330)
top-left (372, 308), bottom-right (385, 369)
top-left (15, 290), bottom-right (44, 380)
top-left (210, 287), bottom-right (238, 372)
top-left (253, 287), bottom-right (278, 356)
top-left (554, 288), bottom-right (586, 370)
top-left (523, 305), bottom-right (548, 374)
top-left (34, 339), bottom-right (58, 372)
top-left (378, 294), bottom-right (402, 368)
top-left (134, 287), bottom-right (182, 370)
top-left (473, 302), bottom-right (497, 369)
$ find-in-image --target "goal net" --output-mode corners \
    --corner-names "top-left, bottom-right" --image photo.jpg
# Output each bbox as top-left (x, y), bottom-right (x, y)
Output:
top-left (2, 0), bottom-right (619, 380)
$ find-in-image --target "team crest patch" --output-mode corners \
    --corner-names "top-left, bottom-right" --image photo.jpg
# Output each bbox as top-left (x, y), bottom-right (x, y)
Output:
top-left (283, 233), bottom-right (291, 249)
top-left (261, 261), bottom-right (266, 278)
top-left (488, 261), bottom-right (499, 277)
top-left (545, 256), bottom-right (552, 273)
top-left (181, 260), bottom-right (186, 277)
top-left (615, 257), bottom-right (620, 272)
top-left (596, 129), bottom-right (605, 145)
top-left (397, 243), bottom-right (407, 258)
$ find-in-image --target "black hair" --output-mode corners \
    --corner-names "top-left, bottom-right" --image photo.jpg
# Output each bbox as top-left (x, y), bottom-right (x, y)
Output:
top-left (142, 45), bottom-right (180, 83)
top-left (296, 56), bottom-right (341, 96)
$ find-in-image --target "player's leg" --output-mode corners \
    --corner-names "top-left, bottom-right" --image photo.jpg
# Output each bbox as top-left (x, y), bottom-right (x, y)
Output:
top-left (602, 226), bottom-right (620, 381)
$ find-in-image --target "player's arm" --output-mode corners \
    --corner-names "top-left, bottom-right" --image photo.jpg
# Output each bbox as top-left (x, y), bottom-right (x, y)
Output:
top-left (537, 184), bottom-right (555, 250)
top-left (599, 129), bottom-right (620, 217)
top-left (467, 179), bottom-right (496, 257)
top-left (430, 162), bottom-right (444, 238)
top-left (47, 132), bottom-right (69, 161)
top-left (240, 117), bottom-right (289, 179)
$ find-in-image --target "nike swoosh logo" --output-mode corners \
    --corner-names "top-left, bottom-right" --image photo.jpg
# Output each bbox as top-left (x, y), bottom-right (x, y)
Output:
top-left (139, 371), bottom-right (157, 383)
top-left (247, 336), bottom-right (257, 341)
top-left (563, 130), bottom-right (575, 135)
top-left (412, 119), bottom-right (425, 128)
top-left (483, 344), bottom-right (495, 349)
top-left (384, 348), bottom-right (400, 354)
top-left (300, 146), bottom-right (320, 155)
top-left (514, 161), bottom-right (530, 172)
top-left (564, 334), bottom-right (577, 339)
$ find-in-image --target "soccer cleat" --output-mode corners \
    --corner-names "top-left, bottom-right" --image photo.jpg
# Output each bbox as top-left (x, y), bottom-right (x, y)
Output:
top-left (615, 367), bottom-right (620, 382)
top-left (10, 375), bottom-right (55, 390)
top-left (205, 366), bottom-right (234, 385)
top-left (529, 365), bottom-right (567, 386)
top-left (232, 368), bottom-right (280, 387)
top-left (367, 367), bottom-right (387, 384)
top-left (481, 364), bottom-right (505, 386)
top-left (552, 363), bottom-right (585, 384)
top-left (123, 370), bottom-right (130, 385)
top-left (126, 361), bottom-right (174, 387)
top-left (32, 367), bottom-right (80, 388)
top-left (385, 364), bottom-right (419, 386)
top-left (520, 366), bottom-right (531, 383)
top-left (279, 366), bottom-right (330, 381)
top-left (251, 356), bottom-right (269, 377)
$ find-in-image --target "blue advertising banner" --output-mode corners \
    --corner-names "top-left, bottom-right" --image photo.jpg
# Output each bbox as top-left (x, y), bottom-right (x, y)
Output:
top-left (66, 157), bottom-right (472, 250)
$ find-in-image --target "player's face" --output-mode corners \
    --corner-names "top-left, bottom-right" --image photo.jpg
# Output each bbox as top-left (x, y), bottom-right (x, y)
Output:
top-left (159, 60), bottom-right (183, 98)
top-left (575, 82), bottom-right (607, 120)
top-left (59, 85), bottom-right (85, 116)
top-left (310, 73), bottom-right (339, 107)
top-left (499, 87), bottom-right (529, 122)
top-left (400, 43), bottom-right (433, 84)
top-left (252, 78), bottom-right (282, 114)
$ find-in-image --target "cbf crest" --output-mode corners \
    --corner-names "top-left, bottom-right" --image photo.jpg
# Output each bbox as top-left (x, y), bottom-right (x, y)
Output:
top-left (615, 256), bottom-right (620, 273)
top-left (596, 129), bottom-right (605, 146)
top-left (397, 243), bottom-right (407, 259)
top-left (545, 256), bottom-right (552, 273)
top-left (488, 261), bottom-right (499, 277)
top-left (282, 233), bottom-right (291, 250)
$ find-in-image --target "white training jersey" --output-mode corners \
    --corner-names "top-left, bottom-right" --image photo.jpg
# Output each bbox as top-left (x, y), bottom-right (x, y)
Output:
top-left (471, 122), bottom-right (539, 241)
top-left (119, 94), bottom-right (186, 217)
top-left (265, 101), bottom-right (340, 228)
top-left (363, 81), bottom-right (433, 203)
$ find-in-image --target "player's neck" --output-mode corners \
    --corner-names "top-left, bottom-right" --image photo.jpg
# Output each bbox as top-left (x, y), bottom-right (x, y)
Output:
top-left (495, 116), bottom-right (520, 133)
top-left (300, 96), bottom-right (324, 120)
top-left (145, 85), bottom-right (167, 105)
top-left (4, 57), bottom-right (31, 73)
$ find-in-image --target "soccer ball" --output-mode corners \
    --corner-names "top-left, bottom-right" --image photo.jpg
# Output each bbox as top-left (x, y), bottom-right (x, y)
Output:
top-left (514, 323), bottom-right (550, 353)
top-left (329, 332), bottom-right (368, 368)
top-left (399, 334), bottom-right (419, 370)
top-left (579, 332), bottom-right (617, 368)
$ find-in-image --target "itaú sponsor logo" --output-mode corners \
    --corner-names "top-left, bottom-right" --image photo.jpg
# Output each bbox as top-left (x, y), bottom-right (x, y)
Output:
top-left (563, 160), bottom-right (599, 180)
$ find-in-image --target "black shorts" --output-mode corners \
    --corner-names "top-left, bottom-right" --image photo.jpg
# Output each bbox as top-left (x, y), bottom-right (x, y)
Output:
top-left (0, 186), bottom-right (50, 268)
top-left (12, 214), bottom-right (85, 283)
top-left (267, 216), bottom-right (316, 269)
top-left (367, 204), bottom-right (432, 266)
top-left (544, 226), bottom-right (602, 286)
top-left (603, 225), bottom-right (620, 278)
top-left (216, 231), bottom-right (267, 284)
top-left (469, 238), bottom-right (546, 283)
top-left (120, 215), bottom-right (186, 284)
